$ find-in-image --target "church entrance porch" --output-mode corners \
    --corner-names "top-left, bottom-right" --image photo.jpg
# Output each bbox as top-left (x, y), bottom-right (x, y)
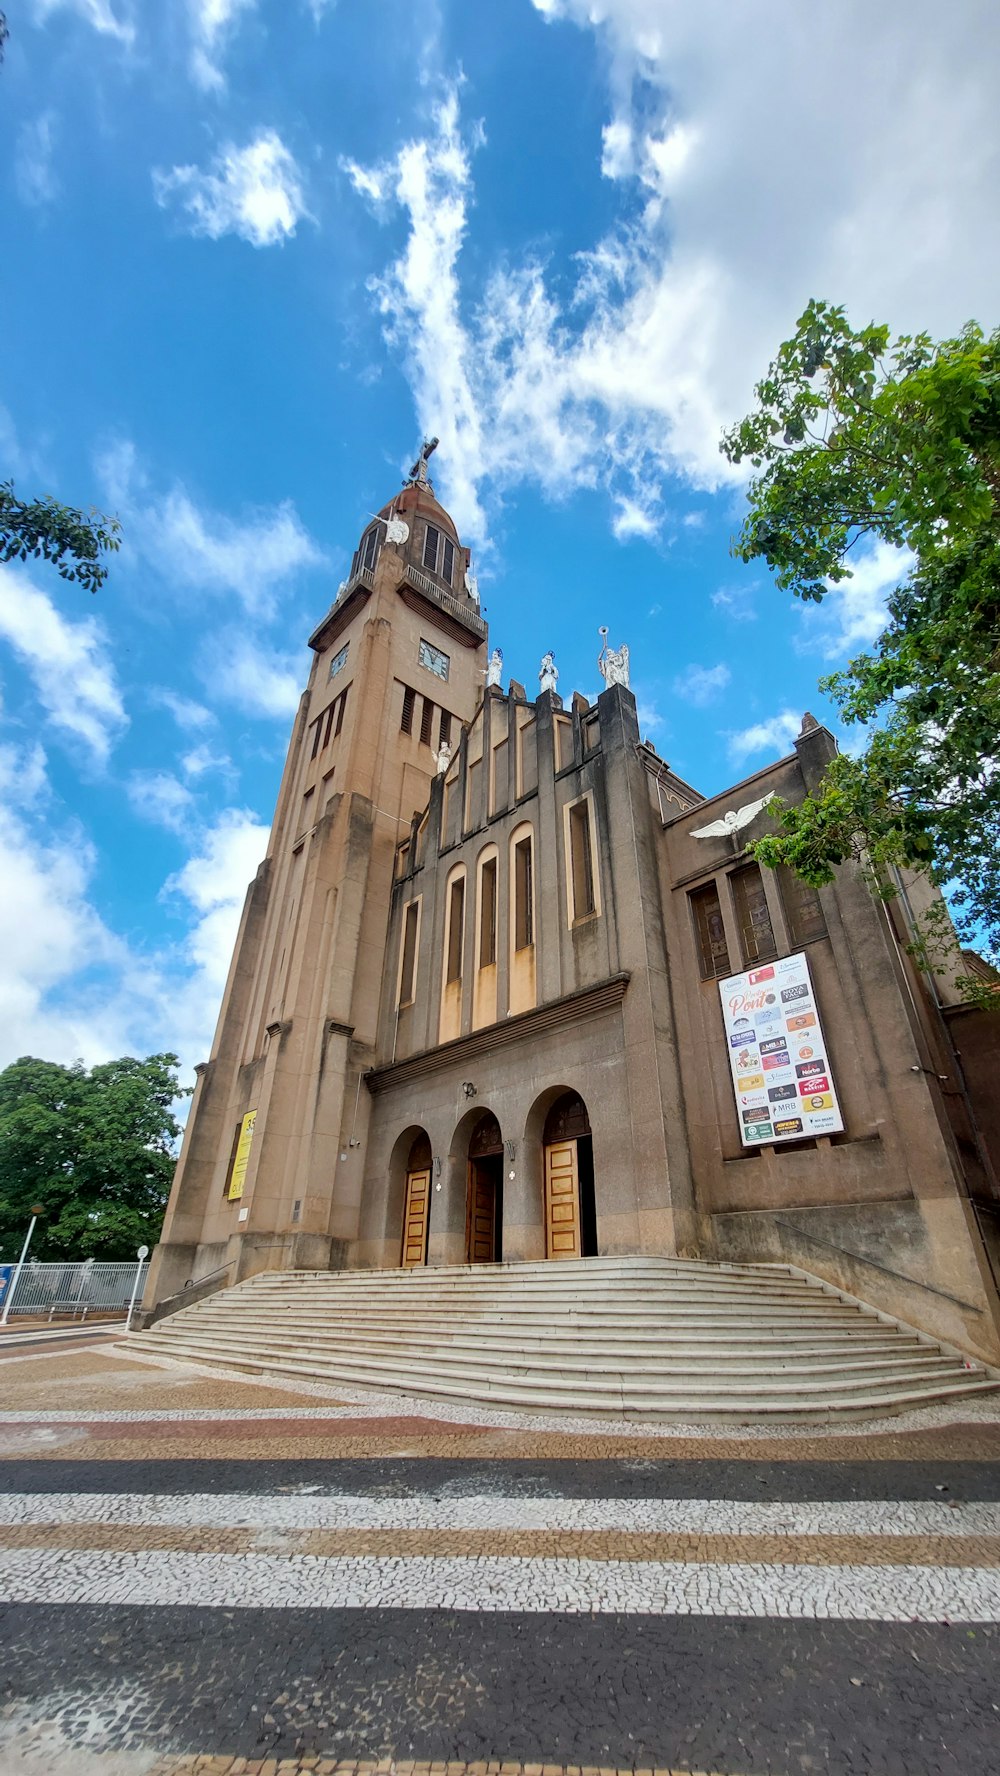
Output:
top-left (400, 1132), bottom-right (432, 1268)
top-left (465, 1112), bottom-right (504, 1263)
top-left (542, 1091), bottom-right (597, 1260)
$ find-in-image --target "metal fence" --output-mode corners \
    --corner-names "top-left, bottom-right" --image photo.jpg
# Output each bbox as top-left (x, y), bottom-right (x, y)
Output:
top-left (0, 1259), bottom-right (144, 1321)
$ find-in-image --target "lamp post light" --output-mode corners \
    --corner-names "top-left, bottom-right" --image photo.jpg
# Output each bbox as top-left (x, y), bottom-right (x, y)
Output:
top-left (0, 1205), bottom-right (45, 1328)
top-left (126, 1245), bottom-right (150, 1329)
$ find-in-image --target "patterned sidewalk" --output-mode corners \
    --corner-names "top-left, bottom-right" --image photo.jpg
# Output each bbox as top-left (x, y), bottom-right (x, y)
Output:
top-left (2, 1340), bottom-right (1000, 1774)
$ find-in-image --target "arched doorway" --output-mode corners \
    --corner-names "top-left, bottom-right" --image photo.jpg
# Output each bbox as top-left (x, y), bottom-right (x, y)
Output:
top-left (466, 1112), bottom-right (504, 1263)
top-left (542, 1092), bottom-right (597, 1260)
top-left (401, 1131), bottom-right (432, 1268)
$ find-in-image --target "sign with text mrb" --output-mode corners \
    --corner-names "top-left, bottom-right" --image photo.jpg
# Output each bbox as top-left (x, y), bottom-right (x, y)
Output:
top-left (719, 952), bottom-right (844, 1147)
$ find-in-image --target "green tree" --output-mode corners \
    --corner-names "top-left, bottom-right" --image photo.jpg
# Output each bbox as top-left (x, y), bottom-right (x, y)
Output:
top-left (721, 300), bottom-right (1000, 968)
top-left (0, 1054), bottom-right (187, 1261)
top-left (1, 482), bottom-right (121, 595)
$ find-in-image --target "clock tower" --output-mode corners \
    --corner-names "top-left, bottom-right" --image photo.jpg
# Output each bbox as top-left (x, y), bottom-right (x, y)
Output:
top-left (149, 447), bottom-right (488, 1298)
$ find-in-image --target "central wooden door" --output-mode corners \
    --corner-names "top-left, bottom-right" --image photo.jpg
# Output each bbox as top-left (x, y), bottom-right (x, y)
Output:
top-left (544, 1139), bottom-right (582, 1259)
top-left (467, 1165), bottom-right (497, 1262)
top-left (401, 1167), bottom-right (431, 1267)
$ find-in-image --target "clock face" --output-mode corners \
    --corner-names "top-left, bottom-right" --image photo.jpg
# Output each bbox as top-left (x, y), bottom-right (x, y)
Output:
top-left (329, 642), bottom-right (349, 681)
top-left (418, 638), bottom-right (450, 681)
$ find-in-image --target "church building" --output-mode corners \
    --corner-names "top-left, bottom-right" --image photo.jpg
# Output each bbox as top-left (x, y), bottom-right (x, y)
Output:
top-left (147, 449), bottom-right (1000, 1370)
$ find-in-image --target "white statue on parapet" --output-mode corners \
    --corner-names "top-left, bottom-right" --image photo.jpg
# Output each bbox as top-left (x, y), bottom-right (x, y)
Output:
top-left (539, 650), bottom-right (559, 693)
top-left (435, 740), bottom-right (453, 777)
top-left (690, 792), bottom-right (775, 840)
top-left (486, 647), bottom-right (503, 687)
top-left (597, 626), bottom-right (630, 689)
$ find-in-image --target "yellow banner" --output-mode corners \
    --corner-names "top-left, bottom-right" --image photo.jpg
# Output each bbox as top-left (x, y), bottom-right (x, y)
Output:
top-left (227, 1110), bottom-right (257, 1201)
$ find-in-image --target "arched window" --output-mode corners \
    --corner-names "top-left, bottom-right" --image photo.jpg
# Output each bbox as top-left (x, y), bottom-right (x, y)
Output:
top-left (508, 822), bottom-right (536, 1015)
top-left (440, 864), bottom-right (467, 1043)
top-left (473, 844), bottom-right (500, 1030)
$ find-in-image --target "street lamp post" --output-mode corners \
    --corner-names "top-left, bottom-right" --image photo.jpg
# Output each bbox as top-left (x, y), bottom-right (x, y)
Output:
top-left (0, 1205), bottom-right (45, 1328)
top-left (126, 1245), bottom-right (150, 1329)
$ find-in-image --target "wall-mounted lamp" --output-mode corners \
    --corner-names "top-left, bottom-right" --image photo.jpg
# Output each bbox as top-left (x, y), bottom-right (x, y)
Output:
top-left (505, 1139), bottom-right (516, 1161)
top-left (462, 1081), bottom-right (477, 1098)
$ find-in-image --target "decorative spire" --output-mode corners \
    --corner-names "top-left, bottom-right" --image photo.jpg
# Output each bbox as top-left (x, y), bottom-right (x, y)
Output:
top-left (598, 626), bottom-right (630, 689)
top-left (406, 436), bottom-right (439, 492)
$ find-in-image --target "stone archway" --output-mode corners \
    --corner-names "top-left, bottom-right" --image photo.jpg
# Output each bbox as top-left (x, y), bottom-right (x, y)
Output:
top-left (466, 1111), bottom-right (504, 1263)
top-left (541, 1091), bottom-right (597, 1260)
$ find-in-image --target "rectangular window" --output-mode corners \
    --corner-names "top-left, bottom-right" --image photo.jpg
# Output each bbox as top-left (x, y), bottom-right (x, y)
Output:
top-left (479, 858), bottom-right (498, 967)
top-left (691, 883), bottom-right (731, 980)
top-left (322, 701), bottom-right (336, 747)
top-left (446, 877), bottom-right (465, 982)
top-left (514, 837), bottom-right (533, 950)
top-left (569, 799), bottom-right (596, 920)
top-left (492, 736), bottom-right (509, 813)
top-left (328, 641), bottom-right (349, 681)
top-left (399, 900), bottom-right (419, 1005)
top-left (441, 536), bottom-right (455, 585)
top-left (361, 527), bottom-right (380, 571)
top-left (335, 685), bottom-right (349, 737)
top-left (731, 863), bottom-right (778, 965)
top-left (309, 715), bottom-right (322, 760)
top-left (423, 523), bottom-right (440, 571)
top-left (400, 685), bottom-right (416, 734)
top-left (419, 696), bottom-right (435, 745)
top-left (778, 865), bottom-right (827, 946)
top-left (438, 709), bottom-right (452, 751)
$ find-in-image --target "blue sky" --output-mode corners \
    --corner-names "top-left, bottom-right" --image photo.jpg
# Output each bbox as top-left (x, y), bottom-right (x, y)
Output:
top-left (1, 0), bottom-right (998, 1081)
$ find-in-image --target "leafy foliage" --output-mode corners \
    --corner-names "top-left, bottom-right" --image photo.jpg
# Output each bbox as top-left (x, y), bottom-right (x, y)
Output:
top-left (0, 1055), bottom-right (187, 1261)
top-left (1, 481), bottom-right (121, 594)
top-left (721, 301), bottom-right (1000, 965)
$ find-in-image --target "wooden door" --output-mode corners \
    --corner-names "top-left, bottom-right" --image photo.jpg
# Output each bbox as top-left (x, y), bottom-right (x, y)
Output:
top-left (544, 1139), bottom-right (581, 1259)
top-left (401, 1168), bottom-right (431, 1268)
top-left (466, 1163), bottom-right (496, 1263)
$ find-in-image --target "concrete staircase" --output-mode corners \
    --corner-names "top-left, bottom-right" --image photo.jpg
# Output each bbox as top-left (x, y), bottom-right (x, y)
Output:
top-left (134, 1256), bottom-right (1000, 1421)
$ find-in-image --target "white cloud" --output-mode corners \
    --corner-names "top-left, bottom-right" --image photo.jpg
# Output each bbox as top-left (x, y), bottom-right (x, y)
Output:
top-left (349, 5), bottom-right (1000, 547)
top-left (150, 689), bottom-right (217, 732)
top-left (712, 582), bottom-right (758, 622)
top-left (28, 0), bottom-right (134, 44)
top-left (181, 742), bottom-right (233, 780)
top-left (127, 770), bottom-right (196, 835)
top-left (154, 131), bottom-right (310, 249)
top-left (15, 113), bottom-right (59, 208)
top-left (800, 541), bottom-right (914, 659)
top-left (0, 564), bottom-right (127, 765)
top-left (166, 808), bottom-right (269, 999)
top-left (726, 709), bottom-right (801, 765)
top-left (674, 661), bottom-right (731, 706)
top-left (188, 0), bottom-right (256, 92)
top-left (212, 633), bottom-right (304, 720)
top-left (96, 440), bottom-right (324, 616)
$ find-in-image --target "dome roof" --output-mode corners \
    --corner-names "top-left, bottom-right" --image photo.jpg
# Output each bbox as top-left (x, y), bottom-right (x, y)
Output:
top-left (378, 480), bottom-right (460, 544)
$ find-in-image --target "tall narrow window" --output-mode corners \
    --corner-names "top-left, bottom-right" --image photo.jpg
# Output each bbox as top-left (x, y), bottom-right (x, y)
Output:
top-left (514, 835), bottom-right (533, 950)
top-left (400, 685), bottom-right (416, 734)
top-left (438, 709), bottom-right (452, 751)
top-left (335, 685), bottom-right (349, 737)
top-left (441, 536), bottom-right (455, 585)
top-left (399, 901), bottom-right (419, 1005)
top-left (731, 863), bottom-right (778, 965)
top-left (691, 883), bottom-right (731, 980)
top-left (446, 877), bottom-right (465, 982)
top-left (569, 799), bottom-right (596, 920)
top-left (419, 697), bottom-right (435, 745)
top-left (778, 864), bottom-right (827, 946)
top-left (322, 701), bottom-right (336, 747)
top-left (309, 715), bottom-right (322, 760)
top-left (423, 524), bottom-right (440, 571)
top-left (479, 857), bottom-right (498, 967)
top-left (361, 527), bottom-right (380, 571)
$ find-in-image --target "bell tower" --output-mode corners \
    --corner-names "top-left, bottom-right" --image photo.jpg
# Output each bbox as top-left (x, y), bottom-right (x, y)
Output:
top-left (148, 448), bottom-right (488, 1300)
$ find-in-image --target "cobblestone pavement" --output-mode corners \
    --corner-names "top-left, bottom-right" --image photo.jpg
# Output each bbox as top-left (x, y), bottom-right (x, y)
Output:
top-left (2, 1343), bottom-right (1000, 1774)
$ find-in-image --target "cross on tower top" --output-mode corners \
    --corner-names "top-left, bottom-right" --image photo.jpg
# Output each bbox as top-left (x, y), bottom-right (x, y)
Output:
top-left (406, 435), bottom-right (439, 489)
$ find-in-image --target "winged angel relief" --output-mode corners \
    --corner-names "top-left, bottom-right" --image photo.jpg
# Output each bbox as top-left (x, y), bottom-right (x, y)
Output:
top-left (690, 792), bottom-right (775, 841)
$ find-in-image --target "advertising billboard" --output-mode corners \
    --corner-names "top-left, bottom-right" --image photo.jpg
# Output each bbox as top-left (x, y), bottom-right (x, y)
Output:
top-left (719, 952), bottom-right (844, 1146)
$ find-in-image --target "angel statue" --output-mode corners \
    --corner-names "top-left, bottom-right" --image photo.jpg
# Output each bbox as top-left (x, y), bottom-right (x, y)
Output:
top-left (486, 647), bottom-right (503, 687)
top-left (435, 739), bottom-right (453, 777)
top-left (690, 792), bottom-right (775, 843)
top-left (597, 626), bottom-right (630, 689)
top-left (539, 650), bottom-right (559, 693)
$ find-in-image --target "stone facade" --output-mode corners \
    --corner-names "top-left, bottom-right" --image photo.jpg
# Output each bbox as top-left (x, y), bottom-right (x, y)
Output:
top-left (148, 475), bottom-right (1000, 1366)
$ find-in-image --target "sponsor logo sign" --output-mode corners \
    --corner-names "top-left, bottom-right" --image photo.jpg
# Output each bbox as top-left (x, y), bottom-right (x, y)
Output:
top-left (720, 952), bottom-right (844, 1149)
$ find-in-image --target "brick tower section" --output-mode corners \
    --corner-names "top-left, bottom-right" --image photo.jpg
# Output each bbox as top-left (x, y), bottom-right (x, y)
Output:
top-left (148, 476), bottom-right (487, 1303)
